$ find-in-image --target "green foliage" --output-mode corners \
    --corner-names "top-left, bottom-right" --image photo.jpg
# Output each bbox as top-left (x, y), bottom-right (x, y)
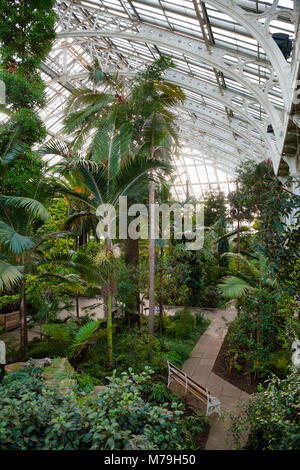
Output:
top-left (163, 242), bottom-right (219, 307)
top-left (229, 161), bottom-right (300, 295)
top-left (37, 321), bottom-right (102, 361)
top-left (204, 191), bottom-right (227, 227)
top-left (0, 152), bottom-right (44, 196)
top-left (259, 350), bottom-right (291, 379)
top-left (181, 413), bottom-right (208, 450)
top-left (227, 369), bottom-right (300, 450)
top-left (146, 381), bottom-right (180, 405)
top-left (0, 0), bottom-right (57, 70)
top-left (0, 71), bottom-right (46, 110)
top-left (226, 289), bottom-right (283, 378)
top-left (26, 337), bottom-right (67, 359)
top-left (0, 294), bottom-right (19, 314)
top-left (38, 199), bottom-right (74, 260)
top-left (0, 365), bottom-right (184, 450)
top-left (166, 309), bottom-right (196, 339)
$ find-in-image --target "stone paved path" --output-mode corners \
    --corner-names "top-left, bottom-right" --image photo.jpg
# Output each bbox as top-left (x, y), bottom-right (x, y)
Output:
top-left (182, 306), bottom-right (249, 450)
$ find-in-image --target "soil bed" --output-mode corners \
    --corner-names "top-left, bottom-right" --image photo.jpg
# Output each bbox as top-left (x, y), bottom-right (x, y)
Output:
top-left (212, 330), bottom-right (260, 394)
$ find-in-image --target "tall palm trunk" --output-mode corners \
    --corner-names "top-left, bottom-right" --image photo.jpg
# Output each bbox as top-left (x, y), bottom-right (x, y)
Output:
top-left (148, 174), bottom-right (155, 336)
top-left (20, 280), bottom-right (28, 358)
top-left (107, 289), bottom-right (113, 367)
top-left (105, 236), bottom-right (114, 367)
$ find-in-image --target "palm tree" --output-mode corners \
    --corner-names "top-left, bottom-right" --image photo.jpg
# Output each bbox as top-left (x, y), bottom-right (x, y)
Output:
top-left (58, 57), bottom-right (184, 339)
top-left (217, 252), bottom-right (277, 300)
top-left (0, 189), bottom-right (96, 357)
top-left (131, 83), bottom-right (184, 336)
top-left (42, 150), bottom-right (169, 366)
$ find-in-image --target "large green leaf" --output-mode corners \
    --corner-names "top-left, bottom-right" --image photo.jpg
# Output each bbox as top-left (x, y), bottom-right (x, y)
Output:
top-left (0, 221), bottom-right (36, 255)
top-left (217, 276), bottom-right (255, 299)
top-left (0, 260), bottom-right (24, 291)
top-left (0, 196), bottom-right (50, 223)
top-left (71, 320), bottom-right (102, 356)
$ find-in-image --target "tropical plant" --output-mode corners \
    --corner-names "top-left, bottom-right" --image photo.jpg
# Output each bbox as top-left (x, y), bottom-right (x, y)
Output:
top-left (0, 185), bottom-right (97, 356)
top-left (227, 368), bottom-right (300, 450)
top-left (217, 252), bottom-right (277, 300)
top-left (0, 0), bottom-right (56, 172)
top-left (41, 152), bottom-right (169, 366)
top-left (41, 320), bottom-right (102, 363)
top-left (129, 59), bottom-right (185, 336)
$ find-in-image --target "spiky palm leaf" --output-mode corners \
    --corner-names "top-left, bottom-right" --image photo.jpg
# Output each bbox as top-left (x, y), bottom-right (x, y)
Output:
top-left (0, 221), bottom-right (36, 255)
top-left (71, 320), bottom-right (102, 356)
top-left (0, 196), bottom-right (50, 223)
top-left (217, 276), bottom-right (255, 299)
top-left (0, 260), bottom-right (24, 291)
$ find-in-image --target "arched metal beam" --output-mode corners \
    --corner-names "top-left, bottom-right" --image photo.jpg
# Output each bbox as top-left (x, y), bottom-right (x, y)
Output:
top-left (164, 70), bottom-right (280, 166)
top-left (179, 101), bottom-right (266, 154)
top-left (181, 137), bottom-right (254, 167)
top-left (44, 66), bottom-right (278, 159)
top-left (57, 22), bottom-right (282, 137)
top-left (179, 122), bottom-right (259, 160)
top-left (201, 0), bottom-right (293, 106)
top-left (179, 151), bottom-right (245, 173)
top-left (178, 115), bottom-right (263, 158)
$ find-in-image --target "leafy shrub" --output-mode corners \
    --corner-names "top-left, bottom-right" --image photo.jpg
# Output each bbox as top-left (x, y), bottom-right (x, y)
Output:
top-left (227, 289), bottom-right (282, 378)
top-left (0, 365), bottom-right (184, 450)
top-left (0, 295), bottom-right (20, 315)
top-left (182, 413), bottom-right (208, 450)
top-left (166, 310), bottom-right (196, 339)
top-left (227, 368), bottom-right (300, 450)
top-left (26, 338), bottom-right (68, 360)
top-left (79, 361), bottom-right (109, 384)
top-left (260, 350), bottom-right (291, 379)
top-left (74, 372), bottom-right (100, 392)
top-left (144, 382), bottom-right (180, 405)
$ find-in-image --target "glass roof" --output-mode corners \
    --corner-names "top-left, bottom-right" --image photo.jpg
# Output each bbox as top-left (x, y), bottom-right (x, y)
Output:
top-left (37, 0), bottom-right (296, 199)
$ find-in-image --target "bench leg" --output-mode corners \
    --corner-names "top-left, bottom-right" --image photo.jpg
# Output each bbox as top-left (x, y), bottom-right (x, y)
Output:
top-left (207, 402), bottom-right (221, 417)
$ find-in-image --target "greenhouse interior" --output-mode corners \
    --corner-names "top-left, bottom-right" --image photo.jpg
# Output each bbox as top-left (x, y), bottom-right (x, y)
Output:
top-left (0, 0), bottom-right (299, 453)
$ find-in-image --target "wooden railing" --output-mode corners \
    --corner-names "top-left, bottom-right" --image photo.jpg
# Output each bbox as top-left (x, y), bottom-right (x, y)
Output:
top-left (167, 362), bottom-right (221, 417)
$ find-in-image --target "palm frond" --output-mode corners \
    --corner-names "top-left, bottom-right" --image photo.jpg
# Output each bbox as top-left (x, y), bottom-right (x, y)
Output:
top-left (42, 324), bottom-right (72, 344)
top-left (39, 139), bottom-right (74, 160)
top-left (0, 196), bottom-right (50, 223)
top-left (0, 221), bottom-right (36, 254)
top-left (220, 252), bottom-right (261, 279)
top-left (0, 260), bottom-right (24, 291)
top-left (112, 153), bottom-right (171, 205)
top-left (217, 276), bottom-right (255, 299)
top-left (71, 320), bottom-right (102, 356)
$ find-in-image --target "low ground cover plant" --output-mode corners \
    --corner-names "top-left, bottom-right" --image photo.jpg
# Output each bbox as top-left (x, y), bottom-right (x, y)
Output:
top-left (0, 365), bottom-right (185, 450)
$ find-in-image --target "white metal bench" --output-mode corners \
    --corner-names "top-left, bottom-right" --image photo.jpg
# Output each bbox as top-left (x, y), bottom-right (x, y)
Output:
top-left (167, 361), bottom-right (221, 417)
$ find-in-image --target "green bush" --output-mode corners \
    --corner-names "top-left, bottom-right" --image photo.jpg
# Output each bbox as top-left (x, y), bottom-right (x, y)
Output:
top-left (0, 365), bottom-right (184, 450)
top-left (26, 338), bottom-right (67, 360)
top-left (166, 310), bottom-right (196, 339)
top-left (227, 289), bottom-right (282, 378)
top-left (0, 295), bottom-right (20, 315)
top-left (182, 413), bottom-right (208, 450)
top-left (146, 382), bottom-right (180, 405)
top-left (260, 350), bottom-right (291, 379)
top-left (227, 368), bottom-right (300, 450)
